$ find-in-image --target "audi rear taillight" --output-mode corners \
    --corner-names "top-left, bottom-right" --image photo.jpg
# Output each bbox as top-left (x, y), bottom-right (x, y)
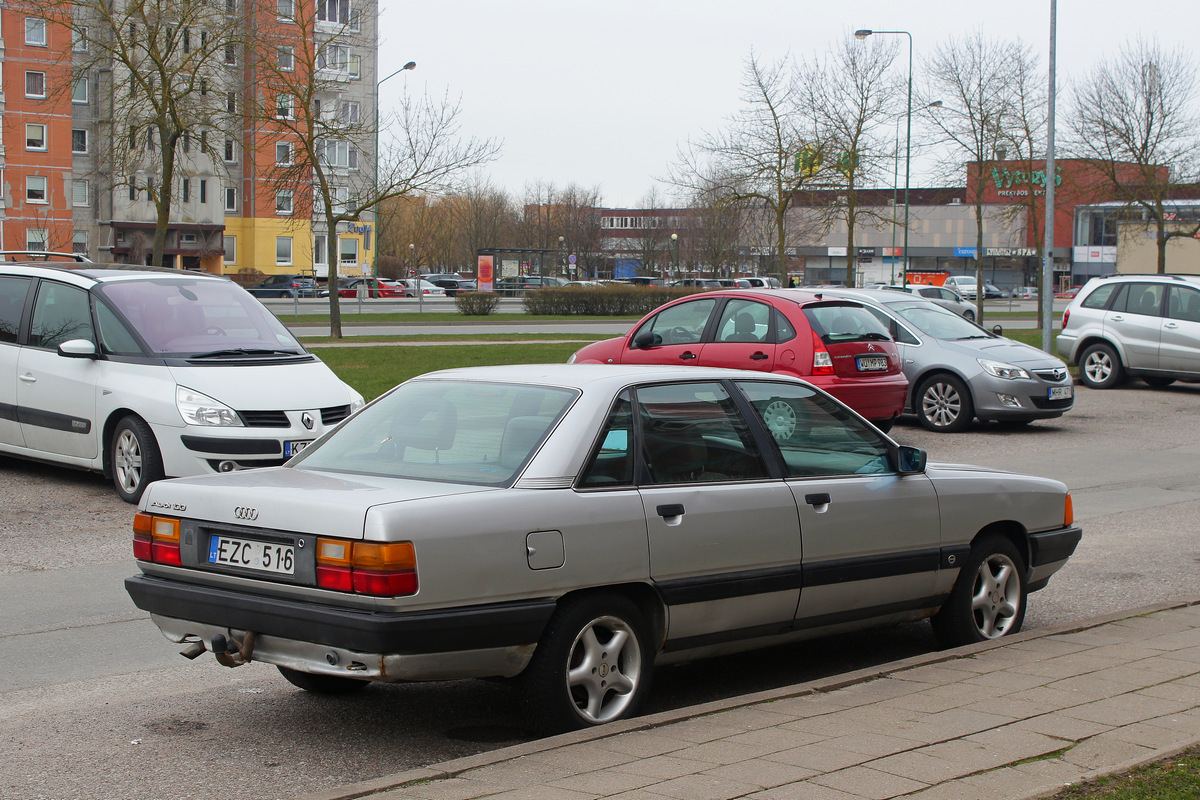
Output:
top-left (811, 330), bottom-right (835, 375)
top-left (134, 512), bottom-right (181, 566)
top-left (316, 538), bottom-right (418, 597)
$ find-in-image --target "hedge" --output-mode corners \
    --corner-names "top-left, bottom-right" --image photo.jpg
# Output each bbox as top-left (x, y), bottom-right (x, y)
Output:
top-left (521, 285), bottom-right (697, 316)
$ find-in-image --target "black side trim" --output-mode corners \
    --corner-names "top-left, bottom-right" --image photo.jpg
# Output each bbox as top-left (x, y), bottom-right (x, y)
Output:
top-left (125, 574), bottom-right (556, 654)
top-left (655, 565), bottom-right (804, 606)
top-left (793, 594), bottom-right (946, 631)
top-left (804, 548), bottom-right (941, 587)
top-left (0, 402), bottom-right (16, 423)
top-left (941, 545), bottom-right (972, 569)
top-left (1029, 525), bottom-right (1083, 567)
top-left (181, 436), bottom-right (281, 455)
top-left (17, 406), bottom-right (91, 434)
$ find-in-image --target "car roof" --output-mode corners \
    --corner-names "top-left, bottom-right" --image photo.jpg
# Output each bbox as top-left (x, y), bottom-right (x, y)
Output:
top-left (410, 363), bottom-right (815, 393)
top-left (806, 287), bottom-right (945, 309)
top-left (0, 262), bottom-right (231, 287)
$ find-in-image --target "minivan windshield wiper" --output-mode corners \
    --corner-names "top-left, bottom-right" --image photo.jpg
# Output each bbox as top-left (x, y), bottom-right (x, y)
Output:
top-left (188, 348), bottom-right (305, 358)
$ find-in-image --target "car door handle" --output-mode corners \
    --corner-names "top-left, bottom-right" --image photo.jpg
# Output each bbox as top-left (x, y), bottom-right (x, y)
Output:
top-left (19, 373), bottom-right (36, 383)
top-left (1165, 322), bottom-right (1179, 329)
top-left (804, 493), bottom-right (831, 506)
top-left (656, 504), bottom-right (685, 518)
top-left (749, 352), bottom-right (769, 360)
top-left (678, 352), bottom-right (697, 361)
top-left (1111, 314), bottom-right (1124, 321)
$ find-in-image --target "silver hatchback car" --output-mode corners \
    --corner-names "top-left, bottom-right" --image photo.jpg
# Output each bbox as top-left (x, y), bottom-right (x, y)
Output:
top-left (1057, 274), bottom-right (1200, 389)
top-left (818, 289), bottom-right (1074, 431)
top-left (126, 364), bottom-right (1079, 734)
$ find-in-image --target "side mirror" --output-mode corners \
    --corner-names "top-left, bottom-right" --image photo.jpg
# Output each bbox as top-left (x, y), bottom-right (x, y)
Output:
top-left (632, 330), bottom-right (660, 350)
top-left (896, 445), bottom-right (927, 475)
top-left (58, 339), bottom-right (98, 359)
top-left (991, 324), bottom-right (1004, 335)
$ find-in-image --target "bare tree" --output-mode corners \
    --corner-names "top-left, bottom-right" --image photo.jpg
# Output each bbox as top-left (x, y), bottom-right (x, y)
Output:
top-left (52, 0), bottom-right (240, 267)
top-left (517, 182), bottom-right (605, 279)
top-left (922, 32), bottom-right (1024, 322)
top-left (672, 52), bottom-right (834, 283)
top-left (801, 33), bottom-right (901, 285)
top-left (249, 5), bottom-right (499, 337)
top-left (1067, 38), bottom-right (1200, 273)
top-left (686, 178), bottom-right (748, 281)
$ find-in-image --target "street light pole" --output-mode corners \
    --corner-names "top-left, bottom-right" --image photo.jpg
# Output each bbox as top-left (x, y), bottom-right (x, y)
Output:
top-left (855, 29), bottom-right (911, 284)
top-left (409, 242), bottom-right (422, 314)
top-left (373, 61), bottom-right (416, 277)
top-left (671, 233), bottom-right (679, 281)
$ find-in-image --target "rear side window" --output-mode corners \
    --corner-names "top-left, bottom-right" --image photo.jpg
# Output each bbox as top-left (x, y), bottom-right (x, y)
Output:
top-left (579, 394), bottom-right (634, 488)
top-left (0, 276), bottom-right (32, 343)
top-left (803, 305), bottom-right (892, 343)
top-left (1168, 286), bottom-right (1200, 323)
top-left (1112, 283), bottom-right (1163, 317)
top-left (1080, 283), bottom-right (1119, 310)
top-left (714, 299), bottom-right (771, 343)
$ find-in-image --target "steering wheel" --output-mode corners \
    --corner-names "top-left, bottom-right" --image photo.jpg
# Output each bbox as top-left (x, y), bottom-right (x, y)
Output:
top-left (203, 325), bottom-right (227, 336)
top-left (669, 326), bottom-right (698, 344)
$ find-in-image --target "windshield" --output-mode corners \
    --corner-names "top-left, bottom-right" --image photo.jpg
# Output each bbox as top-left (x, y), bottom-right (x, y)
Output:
top-left (293, 380), bottom-right (579, 486)
top-left (97, 278), bottom-right (305, 356)
top-left (803, 304), bottom-right (893, 343)
top-left (887, 301), bottom-right (992, 340)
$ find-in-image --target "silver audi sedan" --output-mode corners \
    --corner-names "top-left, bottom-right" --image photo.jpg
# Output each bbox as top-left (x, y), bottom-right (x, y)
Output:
top-left (126, 364), bottom-right (1080, 734)
top-left (817, 289), bottom-right (1075, 432)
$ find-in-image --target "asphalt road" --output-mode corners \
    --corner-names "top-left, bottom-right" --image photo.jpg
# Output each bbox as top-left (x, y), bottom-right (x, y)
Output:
top-left (3, 381), bottom-right (1198, 799)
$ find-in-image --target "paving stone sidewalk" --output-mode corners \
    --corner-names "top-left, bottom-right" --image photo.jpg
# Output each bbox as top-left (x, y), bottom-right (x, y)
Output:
top-left (303, 599), bottom-right (1200, 800)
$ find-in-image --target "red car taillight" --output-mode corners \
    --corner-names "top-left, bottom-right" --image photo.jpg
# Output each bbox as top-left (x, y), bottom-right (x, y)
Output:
top-left (316, 538), bottom-right (418, 597)
top-left (133, 512), bottom-right (181, 566)
top-left (1062, 308), bottom-right (1070, 328)
top-left (811, 330), bottom-right (835, 375)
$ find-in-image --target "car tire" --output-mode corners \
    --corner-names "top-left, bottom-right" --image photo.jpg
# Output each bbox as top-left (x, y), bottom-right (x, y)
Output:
top-left (962, 309), bottom-right (976, 322)
top-left (520, 594), bottom-right (653, 735)
top-left (932, 535), bottom-right (1027, 648)
top-left (112, 415), bottom-right (164, 504)
top-left (1079, 343), bottom-right (1124, 389)
top-left (870, 418), bottom-right (894, 433)
top-left (1144, 376), bottom-right (1176, 388)
top-left (277, 666), bottom-right (369, 694)
top-left (916, 374), bottom-right (974, 433)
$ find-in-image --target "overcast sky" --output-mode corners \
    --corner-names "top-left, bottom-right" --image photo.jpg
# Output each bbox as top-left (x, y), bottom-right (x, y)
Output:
top-left (376, 1), bottom-right (1188, 208)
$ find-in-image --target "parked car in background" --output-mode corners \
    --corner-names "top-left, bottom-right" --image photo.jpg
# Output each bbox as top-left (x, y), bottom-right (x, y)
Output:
top-left (669, 278), bottom-right (723, 290)
top-left (0, 261), bottom-right (364, 502)
top-left (1055, 286), bottom-right (1081, 299)
top-left (337, 278), bottom-right (406, 298)
top-left (744, 276), bottom-right (782, 288)
top-left (125, 364), bottom-right (1079, 734)
top-left (982, 281), bottom-right (1009, 300)
top-left (569, 289), bottom-right (909, 430)
top-left (1057, 274), bottom-right (1200, 390)
top-left (399, 279), bottom-right (447, 297)
top-left (880, 284), bottom-right (976, 321)
top-left (1013, 286), bottom-right (1039, 300)
top-left (945, 275), bottom-right (978, 300)
top-left (422, 275), bottom-right (477, 296)
top-left (246, 274), bottom-right (320, 298)
top-left (494, 275), bottom-right (570, 296)
top-left (819, 289), bottom-right (1074, 432)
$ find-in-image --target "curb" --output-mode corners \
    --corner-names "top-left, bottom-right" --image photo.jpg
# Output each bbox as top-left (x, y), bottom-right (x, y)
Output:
top-left (298, 595), bottom-right (1200, 800)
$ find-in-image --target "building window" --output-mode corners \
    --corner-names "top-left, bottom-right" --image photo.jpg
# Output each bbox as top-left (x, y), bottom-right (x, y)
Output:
top-left (313, 234), bottom-right (327, 265)
top-left (278, 46), bottom-right (294, 71)
top-left (276, 190), bottom-right (294, 215)
top-left (276, 237), bottom-right (293, 265)
top-left (225, 0), bottom-right (236, 13)
top-left (182, 178), bottom-right (190, 202)
top-left (73, 27), bottom-right (89, 51)
top-left (276, 94), bottom-right (294, 120)
top-left (72, 78), bottom-right (88, 104)
top-left (25, 71), bottom-right (47, 99)
top-left (25, 18), bottom-right (47, 46)
top-left (340, 237), bottom-right (359, 265)
top-left (332, 186), bottom-right (349, 213)
top-left (226, 92), bottom-right (237, 113)
top-left (349, 54), bottom-right (361, 79)
top-left (182, 132), bottom-right (190, 153)
top-left (72, 129), bottom-right (88, 154)
top-left (223, 138), bottom-right (237, 163)
top-left (224, 44), bottom-right (237, 66)
top-left (277, 0), bottom-right (294, 18)
top-left (73, 232), bottom-right (88, 255)
top-left (317, 44), bottom-right (349, 73)
top-left (26, 124), bottom-right (47, 151)
top-left (223, 236), bottom-right (236, 264)
top-left (129, 181), bottom-right (137, 202)
top-left (73, 180), bottom-right (90, 207)
top-left (26, 176), bottom-right (48, 204)
top-left (27, 228), bottom-right (48, 251)
top-left (340, 101), bottom-right (359, 123)
top-left (275, 142), bottom-right (293, 165)
top-left (317, 0), bottom-right (351, 25)
top-left (224, 186), bottom-right (237, 211)
top-left (200, 179), bottom-right (207, 204)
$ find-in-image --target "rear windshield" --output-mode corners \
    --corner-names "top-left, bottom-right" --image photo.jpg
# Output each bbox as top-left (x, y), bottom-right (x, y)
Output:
top-left (97, 278), bottom-right (305, 357)
top-left (293, 380), bottom-right (579, 486)
top-left (803, 304), bottom-right (892, 344)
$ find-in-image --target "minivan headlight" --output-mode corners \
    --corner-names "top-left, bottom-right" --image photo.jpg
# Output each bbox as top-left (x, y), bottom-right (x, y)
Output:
top-left (978, 358), bottom-right (1031, 380)
top-left (176, 386), bottom-right (243, 426)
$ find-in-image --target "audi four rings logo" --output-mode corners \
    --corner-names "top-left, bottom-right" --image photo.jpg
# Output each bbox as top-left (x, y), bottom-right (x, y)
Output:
top-left (234, 507), bottom-right (259, 521)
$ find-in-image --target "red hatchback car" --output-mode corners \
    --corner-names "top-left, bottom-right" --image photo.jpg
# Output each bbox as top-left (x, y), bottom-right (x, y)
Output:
top-left (570, 290), bottom-right (909, 428)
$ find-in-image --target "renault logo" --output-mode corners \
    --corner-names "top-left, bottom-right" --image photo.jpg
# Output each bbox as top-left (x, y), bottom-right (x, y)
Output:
top-left (234, 507), bottom-right (259, 521)
top-left (301, 412), bottom-right (315, 430)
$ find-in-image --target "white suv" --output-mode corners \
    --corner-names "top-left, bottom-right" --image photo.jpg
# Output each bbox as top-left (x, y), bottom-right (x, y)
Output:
top-left (1056, 274), bottom-right (1200, 389)
top-left (0, 260), bottom-right (364, 502)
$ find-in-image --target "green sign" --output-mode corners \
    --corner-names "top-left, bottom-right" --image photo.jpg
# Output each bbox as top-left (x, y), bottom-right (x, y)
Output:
top-left (991, 165), bottom-right (1062, 190)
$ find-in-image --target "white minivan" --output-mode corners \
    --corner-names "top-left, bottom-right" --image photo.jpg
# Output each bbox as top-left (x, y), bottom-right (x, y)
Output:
top-left (0, 260), bottom-right (364, 502)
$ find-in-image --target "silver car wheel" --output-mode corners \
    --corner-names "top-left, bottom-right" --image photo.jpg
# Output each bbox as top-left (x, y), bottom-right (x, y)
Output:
top-left (762, 400), bottom-right (797, 441)
top-left (566, 615), bottom-right (643, 724)
top-left (922, 382), bottom-right (962, 427)
top-left (114, 427), bottom-right (144, 495)
top-left (1083, 350), bottom-right (1113, 384)
top-left (970, 552), bottom-right (1022, 638)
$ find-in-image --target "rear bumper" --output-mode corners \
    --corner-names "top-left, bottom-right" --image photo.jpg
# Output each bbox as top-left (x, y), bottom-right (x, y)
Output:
top-left (813, 373), bottom-right (910, 421)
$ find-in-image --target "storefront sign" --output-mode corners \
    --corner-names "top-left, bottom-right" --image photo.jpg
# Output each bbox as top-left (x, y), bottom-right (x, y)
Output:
top-left (984, 247), bottom-right (1038, 257)
top-left (953, 247), bottom-right (978, 258)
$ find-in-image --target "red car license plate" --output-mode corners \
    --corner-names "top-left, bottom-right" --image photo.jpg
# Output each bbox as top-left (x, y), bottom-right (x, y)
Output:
top-left (857, 356), bottom-right (889, 371)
